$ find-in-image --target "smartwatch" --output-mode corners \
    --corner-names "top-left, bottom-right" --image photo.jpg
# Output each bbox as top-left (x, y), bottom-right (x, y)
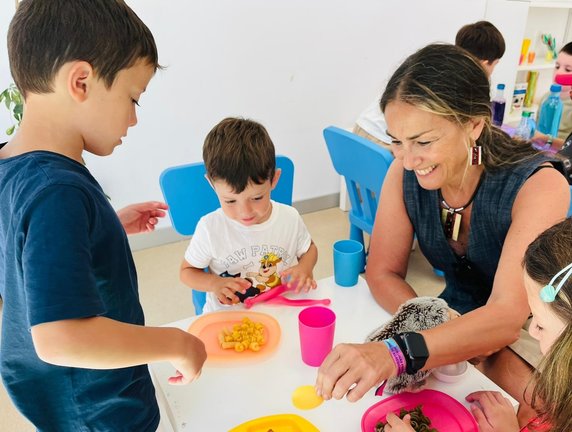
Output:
top-left (394, 332), bottom-right (429, 375)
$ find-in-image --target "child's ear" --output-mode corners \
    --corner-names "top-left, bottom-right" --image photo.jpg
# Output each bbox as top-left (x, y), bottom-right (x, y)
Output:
top-left (270, 169), bottom-right (281, 190)
top-left (67, 61), bottom-right (95, 103)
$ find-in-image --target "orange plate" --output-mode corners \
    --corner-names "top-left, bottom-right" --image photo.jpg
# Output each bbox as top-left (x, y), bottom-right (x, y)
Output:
top-left (228, 413), bottom-right (319, 432)
top-left (187, 311), bottom-right (281, 363)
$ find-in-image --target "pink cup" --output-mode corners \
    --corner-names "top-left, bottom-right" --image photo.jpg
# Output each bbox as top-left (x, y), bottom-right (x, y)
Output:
top-left (298, 306), bottom-right (336, 367)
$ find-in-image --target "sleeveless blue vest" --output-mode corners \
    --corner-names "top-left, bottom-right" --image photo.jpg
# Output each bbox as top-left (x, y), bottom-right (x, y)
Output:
top-left (403, 156), bottom-right (555, 314)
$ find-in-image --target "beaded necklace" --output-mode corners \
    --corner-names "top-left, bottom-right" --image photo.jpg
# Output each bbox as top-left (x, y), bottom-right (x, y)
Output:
top-left (438, 173), bottom-right (484, 241)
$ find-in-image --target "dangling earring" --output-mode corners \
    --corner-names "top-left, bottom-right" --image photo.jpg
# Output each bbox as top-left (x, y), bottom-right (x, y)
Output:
top-left (470, 145), bottom-right (482, 166)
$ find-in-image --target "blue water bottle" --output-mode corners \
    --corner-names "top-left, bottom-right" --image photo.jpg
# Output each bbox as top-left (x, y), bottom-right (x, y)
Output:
top-left (514, 111), bottom-right (533, 140)
top-left (491, 84), bottom-right (506, 127)
top-left (537, 84), bottom-right (564, 137)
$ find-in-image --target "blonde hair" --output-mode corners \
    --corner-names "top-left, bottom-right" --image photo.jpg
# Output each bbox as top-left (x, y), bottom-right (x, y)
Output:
top-left (524, 218), bottom-right (572, 431)
top-left (379, 43), bottom-right (540, 171)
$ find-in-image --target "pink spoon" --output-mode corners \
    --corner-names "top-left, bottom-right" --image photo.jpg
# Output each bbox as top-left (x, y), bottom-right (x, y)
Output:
top-left (243, 284), bottom-right (288, 309)
top-left (264, 296), bottom-right (331, 307)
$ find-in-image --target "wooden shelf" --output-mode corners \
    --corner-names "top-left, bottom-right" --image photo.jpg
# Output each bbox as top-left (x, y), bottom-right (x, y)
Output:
top-left (505, 104), bottom-right (540, 126)
top-left (517, 61), bottom-right (556, 71)
top-left (529, 1), bottom-right (572, 9)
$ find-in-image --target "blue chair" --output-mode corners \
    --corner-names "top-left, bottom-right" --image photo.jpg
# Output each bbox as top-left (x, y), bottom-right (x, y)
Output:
top-left (323, 127), bottom-right (446, 277)
top-left (323, 126), bottom-right (394, 247)
top-left (159, 155), bottom-right (295, 314)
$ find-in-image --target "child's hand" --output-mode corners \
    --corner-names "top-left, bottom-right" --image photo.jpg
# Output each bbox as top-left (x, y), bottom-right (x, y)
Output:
top-left (281, 266), bottom-right (317, 293)
top-left (168, 333), bottom-right (207, 385)
top-left (116, 201), bottom-right (168, 234)
top-left (383, 413), bottom-right (415, 431)
top-left (213, 277), bottom-right (251, 305)
top-left (465, 391), bottom-right (520, 432)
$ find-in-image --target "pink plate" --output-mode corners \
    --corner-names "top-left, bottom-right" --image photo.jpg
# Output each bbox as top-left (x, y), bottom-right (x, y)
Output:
top-left (361, 389), bottom-right (478, 432)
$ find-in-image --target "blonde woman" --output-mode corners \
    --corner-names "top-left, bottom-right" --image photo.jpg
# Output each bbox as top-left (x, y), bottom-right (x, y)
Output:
top-left (316, 44), bottom-right (569, 427)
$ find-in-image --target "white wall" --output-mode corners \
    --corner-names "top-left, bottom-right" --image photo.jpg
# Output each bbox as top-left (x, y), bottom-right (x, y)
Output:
top-left (0, 1), bottom-right (15, 138)
top-left (1, 0), bottom-right (486, 231)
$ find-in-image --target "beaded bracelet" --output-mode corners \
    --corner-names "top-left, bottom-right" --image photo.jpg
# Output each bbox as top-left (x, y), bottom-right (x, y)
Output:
top-left (382, 338), bottom-right (406, 375)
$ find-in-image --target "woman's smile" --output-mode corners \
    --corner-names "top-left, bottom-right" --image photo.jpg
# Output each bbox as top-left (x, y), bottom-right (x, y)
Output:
top-left (414, 165), bottom-right (437, 176)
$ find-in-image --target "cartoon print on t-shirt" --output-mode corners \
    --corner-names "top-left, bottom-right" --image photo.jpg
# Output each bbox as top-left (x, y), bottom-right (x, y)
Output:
top-left (219, 253), bottom-right (284, 303)
top-left (246, 253), bottom-right (283, 293)
top-left (219, 270), bottom-right (259, 303)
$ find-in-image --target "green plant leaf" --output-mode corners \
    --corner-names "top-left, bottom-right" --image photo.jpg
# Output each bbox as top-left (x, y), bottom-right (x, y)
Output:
top-left (1, 83), bottom-right (23, 130)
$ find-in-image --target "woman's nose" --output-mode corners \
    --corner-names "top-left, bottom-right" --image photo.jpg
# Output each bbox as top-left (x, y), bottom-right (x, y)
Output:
top-left (400, 148), bottom-right (420, 171)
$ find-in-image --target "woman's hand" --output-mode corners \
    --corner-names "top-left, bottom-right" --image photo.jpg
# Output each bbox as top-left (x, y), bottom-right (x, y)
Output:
top-left (383, 413), bottom-right (415, 431)
top-left (116, 201), bottom-right (168, 234)
top-left (315, 342), bottom-right (395, 402)
top-left (465, 391), bottom-right (520, 432)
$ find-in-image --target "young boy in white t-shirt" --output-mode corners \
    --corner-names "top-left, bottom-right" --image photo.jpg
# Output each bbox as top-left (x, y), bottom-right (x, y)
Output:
top-left (180, 117), bottom-right (318, 313)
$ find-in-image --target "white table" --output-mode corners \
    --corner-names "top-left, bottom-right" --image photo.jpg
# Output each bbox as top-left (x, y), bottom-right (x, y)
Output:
top-left (150, 276), bottom-right (516, 431)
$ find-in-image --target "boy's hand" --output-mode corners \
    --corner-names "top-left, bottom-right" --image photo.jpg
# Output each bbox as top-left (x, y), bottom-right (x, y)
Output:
top-left (281, 265), bottom-right (317, 293)
top-left (168, 333), bottom-right (207, 385)
top-left (465, 391), bottom-right (520, 432)
top-left (213, 277), bottom-right (251, 305)
top-left (117, 201), bottom-right (168, 234)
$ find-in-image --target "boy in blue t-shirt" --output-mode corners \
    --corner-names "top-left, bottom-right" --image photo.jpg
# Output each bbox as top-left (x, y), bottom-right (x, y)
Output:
top-left (0, 1), bottom-right (206, 431)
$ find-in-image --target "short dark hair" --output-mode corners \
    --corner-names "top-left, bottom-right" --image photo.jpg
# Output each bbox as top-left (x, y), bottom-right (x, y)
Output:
top-left (455, 21), bottom-right (506, 63)
top-left (8, 0), bottom-right (160, 98)
top-left (561, 41), bottom-right (572, 56)
top-left (203, 118), bottom-right (276, 193)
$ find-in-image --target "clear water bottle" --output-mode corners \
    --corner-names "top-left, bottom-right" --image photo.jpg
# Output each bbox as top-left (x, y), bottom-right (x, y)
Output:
top-left (514, 110), bottom-right (533, 140)
top-left (537, 84), bottom-right (564, 137)
top-left (491, 83), bottom-right (506, 127)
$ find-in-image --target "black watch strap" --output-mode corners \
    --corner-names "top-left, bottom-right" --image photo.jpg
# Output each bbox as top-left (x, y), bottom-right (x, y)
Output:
top-left (393, 332), bottom-right (429, 375)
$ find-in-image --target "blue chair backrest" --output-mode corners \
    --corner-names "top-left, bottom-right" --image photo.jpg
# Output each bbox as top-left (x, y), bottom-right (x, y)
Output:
top-left (160, 155), bottom-right (294, 236)
top-left (159, 155), bottom-right (295, 314)
top-left (323, 126), bottom-right (394, 239)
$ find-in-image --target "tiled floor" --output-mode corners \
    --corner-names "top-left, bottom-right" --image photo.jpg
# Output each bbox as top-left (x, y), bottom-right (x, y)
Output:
top-left (0, 207), bottom-right (444, 431)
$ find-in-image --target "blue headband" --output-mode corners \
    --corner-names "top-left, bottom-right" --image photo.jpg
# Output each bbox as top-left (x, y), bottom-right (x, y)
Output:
top-left (539, 262), bottom-right (572, 303)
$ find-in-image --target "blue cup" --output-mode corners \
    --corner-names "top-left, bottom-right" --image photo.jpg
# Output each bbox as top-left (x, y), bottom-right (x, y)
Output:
top-left (333, 239), bottom-right (364, 287)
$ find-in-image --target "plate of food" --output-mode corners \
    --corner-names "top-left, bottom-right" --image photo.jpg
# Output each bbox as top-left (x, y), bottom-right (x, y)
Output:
top-left (228, 413), bottom-right (319, 432)
top-left (361, 389), bottom-right (478, 432)
top-left (187, 311), bottom-right (281, 363)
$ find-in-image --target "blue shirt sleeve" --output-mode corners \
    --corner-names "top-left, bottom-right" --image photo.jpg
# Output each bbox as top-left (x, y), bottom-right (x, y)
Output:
top-left (22, 184), bottom-right (105, 327)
